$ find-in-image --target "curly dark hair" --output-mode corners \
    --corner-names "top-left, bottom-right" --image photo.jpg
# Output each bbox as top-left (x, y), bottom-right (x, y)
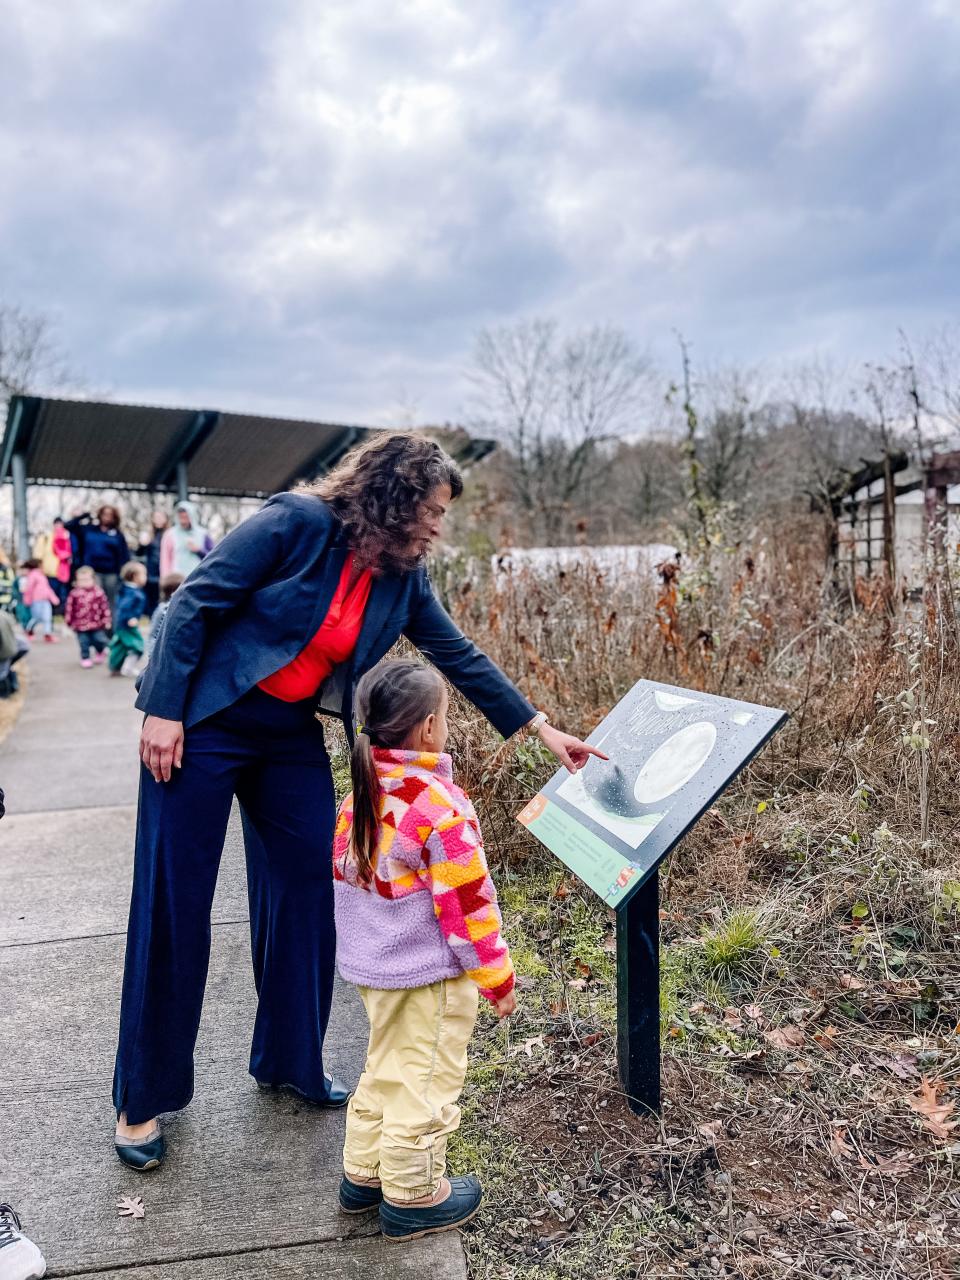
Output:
top-left (300, 433), bottom-right (463, 573)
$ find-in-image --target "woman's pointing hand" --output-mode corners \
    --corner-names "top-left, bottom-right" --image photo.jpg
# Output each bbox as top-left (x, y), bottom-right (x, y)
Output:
top-left (538, 723), bottom-right (609, 774)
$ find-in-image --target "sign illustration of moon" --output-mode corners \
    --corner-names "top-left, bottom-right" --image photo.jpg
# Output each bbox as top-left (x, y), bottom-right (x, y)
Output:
top-left (634, 721), bottom-right (717, 805)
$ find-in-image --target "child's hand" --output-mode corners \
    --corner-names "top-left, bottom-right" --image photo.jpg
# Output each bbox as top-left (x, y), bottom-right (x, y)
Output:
top-left (494, 990), bottom-right (517, 1019)
top-left (127, 618), bottom-right (139, 628)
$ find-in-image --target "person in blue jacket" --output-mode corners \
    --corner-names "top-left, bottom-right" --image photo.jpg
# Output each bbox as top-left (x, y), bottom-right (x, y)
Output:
top-left (113, 433), bottom-right (603, 1175)
top-left (65, 504), bottom-right (130, 624)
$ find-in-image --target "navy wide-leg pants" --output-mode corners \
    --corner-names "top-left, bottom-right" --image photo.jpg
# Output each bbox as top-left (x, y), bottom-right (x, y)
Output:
top-left (113, 687), bottom-right (337, 1125)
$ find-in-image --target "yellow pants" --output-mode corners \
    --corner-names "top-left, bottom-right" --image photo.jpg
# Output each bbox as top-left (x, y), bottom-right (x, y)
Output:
top-left (343, 975), bottom-right (479, 1202)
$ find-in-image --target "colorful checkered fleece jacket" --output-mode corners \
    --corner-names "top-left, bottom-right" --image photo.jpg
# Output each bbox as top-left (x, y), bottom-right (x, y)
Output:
top-left (333, 748), bottom-right (515, 1002)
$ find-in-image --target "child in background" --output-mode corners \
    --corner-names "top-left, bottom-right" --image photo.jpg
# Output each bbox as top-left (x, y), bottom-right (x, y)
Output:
top-left (108, 561), bottom-right (148, 677)
top-left (20, 559), bottom-right (60, 643)
top-left (0, 547), bottom-right (16, 613)
top-left (146, 571), bottom-right (184, 660)
top-left (334, 660), bottom-right (516, 1242)
top-left (65, 566), bottom-right (112, 668)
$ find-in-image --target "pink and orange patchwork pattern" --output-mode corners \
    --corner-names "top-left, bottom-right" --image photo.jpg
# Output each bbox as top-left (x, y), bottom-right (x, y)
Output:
top-left (334, 749), bottom-right (515, 1002)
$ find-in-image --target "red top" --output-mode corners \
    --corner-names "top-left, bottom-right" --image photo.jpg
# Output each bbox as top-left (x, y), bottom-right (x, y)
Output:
top-left (258, 555), bottom-right (374, 703)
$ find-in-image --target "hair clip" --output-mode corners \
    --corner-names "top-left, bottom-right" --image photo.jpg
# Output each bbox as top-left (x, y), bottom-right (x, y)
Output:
top-left (356, 722), bottom-right (366, 735)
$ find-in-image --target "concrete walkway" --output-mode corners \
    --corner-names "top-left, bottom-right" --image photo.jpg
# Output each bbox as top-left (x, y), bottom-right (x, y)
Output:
top-left (0, 639), bottom-right (466, 1278)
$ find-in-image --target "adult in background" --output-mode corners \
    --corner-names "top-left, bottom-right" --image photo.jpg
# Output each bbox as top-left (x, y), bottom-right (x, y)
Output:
top-left (113, 433), bottom-right (604, 1172)
top-left (136, 510), bottom-right (170, 616)
top-left (32, 519), bottom-right (71, 611)
top-left (52, 517), bottom-right (73, 606)
top-left (66, 505), bottom-right (129, 622)
top-left (159, 500), bottom-right (212, 580)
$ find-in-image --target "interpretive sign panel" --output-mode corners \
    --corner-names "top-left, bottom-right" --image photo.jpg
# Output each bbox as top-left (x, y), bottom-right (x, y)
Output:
top-left (518, 679), bottom-right (788, 908)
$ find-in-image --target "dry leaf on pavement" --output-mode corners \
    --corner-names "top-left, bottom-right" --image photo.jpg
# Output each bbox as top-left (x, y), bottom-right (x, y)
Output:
top-left (117, 1195), bottom-right (145, 1219)
top-left (905, 1076), bottom-right (957, 1141)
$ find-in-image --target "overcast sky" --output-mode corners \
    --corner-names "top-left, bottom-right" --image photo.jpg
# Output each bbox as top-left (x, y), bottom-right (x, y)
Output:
top-left (1, 0), bottom-right (957, 426)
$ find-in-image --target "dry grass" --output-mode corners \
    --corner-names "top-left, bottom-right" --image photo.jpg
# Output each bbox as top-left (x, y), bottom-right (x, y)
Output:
top-left (427, 517), bottom-right (960, 1279)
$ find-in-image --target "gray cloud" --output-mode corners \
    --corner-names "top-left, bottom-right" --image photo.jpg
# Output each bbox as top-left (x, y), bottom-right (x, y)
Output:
top-left (0, 0), bottom-right (957, 424)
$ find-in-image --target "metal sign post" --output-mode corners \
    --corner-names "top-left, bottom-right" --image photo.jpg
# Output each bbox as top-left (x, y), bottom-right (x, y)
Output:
top-left (616, 867), bottom-right (660, 1114)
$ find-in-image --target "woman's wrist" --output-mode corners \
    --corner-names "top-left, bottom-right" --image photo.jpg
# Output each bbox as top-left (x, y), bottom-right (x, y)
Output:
top-left (526, 710), bottom-right (549, 737)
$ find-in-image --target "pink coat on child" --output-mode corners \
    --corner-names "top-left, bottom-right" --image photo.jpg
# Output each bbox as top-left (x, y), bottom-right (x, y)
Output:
top-left (22, 568), bottom-right (59, 607)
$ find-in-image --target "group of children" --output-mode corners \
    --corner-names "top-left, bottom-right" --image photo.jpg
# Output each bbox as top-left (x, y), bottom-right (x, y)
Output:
top-left (18, 557), bottom-right (182, 676)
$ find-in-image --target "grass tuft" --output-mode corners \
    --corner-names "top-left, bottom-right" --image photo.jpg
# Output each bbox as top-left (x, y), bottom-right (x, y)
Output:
top-left (700, 907), bottom-right (767, 975)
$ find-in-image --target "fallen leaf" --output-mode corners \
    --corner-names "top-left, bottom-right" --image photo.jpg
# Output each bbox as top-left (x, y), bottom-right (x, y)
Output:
top-left (553, 880), bottom-right (570, 900)
top-left (698, 1120), bottom-right (723, 1143)
top-left (723, 1007), bottom-right (744, 1031)
top-left (871, 1052), bottom-right (920, 1080)
top-left (517, 1035), bottom-right (545, 1058)
top-left (743, 1004), bottom-right (764, 1023)
top-left (583, 1031), bottom-right (603, 1047)
top-left (814, 1025), bottom-right (839, 1049)
top-left (732, 1048), bottom-right (770, 1074)
top-left (117, 1195), bottom-right (145, 1220)
top-left (858, 1150), bottom-right (920, 1178)
top-left (905, 1077), bottom-right (958, 1141)
top-left (567, 978), bottom-right (587, 991)
top-left (839, 973), bottom-right (866, 991)
top-left (763, 1025), bottom-right (805, 1050)
top-left (574, 959), bottom-right (592, 978)
top-left (688, 1001), bottom-right (708, 1015)
top-left (829, 1127), bottom-right (854, 1159)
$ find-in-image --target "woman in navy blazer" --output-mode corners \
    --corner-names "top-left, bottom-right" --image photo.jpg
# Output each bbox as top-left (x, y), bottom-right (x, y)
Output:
top-left (113, 433), bottom-right (601, 1170)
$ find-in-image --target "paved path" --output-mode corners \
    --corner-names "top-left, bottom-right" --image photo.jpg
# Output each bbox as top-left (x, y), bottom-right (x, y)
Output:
top-left (0, 639), bottom-right (466, 1278)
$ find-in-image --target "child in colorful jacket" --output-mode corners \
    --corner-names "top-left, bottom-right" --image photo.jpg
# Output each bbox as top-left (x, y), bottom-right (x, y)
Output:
top-left (20, 559), bottom-right (60, 642)
top-left (65, 566), bottom-right (112, 666)
top-left (333, 659), bottom-right (515, 1241)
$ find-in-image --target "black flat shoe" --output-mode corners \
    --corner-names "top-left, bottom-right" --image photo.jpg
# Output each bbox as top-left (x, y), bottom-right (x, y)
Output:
top-left (256, 1075), bottom-right (353, 1109)
top-left (115, 1127), bottom-right (165, 1171)
top-left (380, 1175), bottom-right (483, 1241)
top-left (339, 1175), bottom-right (383, 1214)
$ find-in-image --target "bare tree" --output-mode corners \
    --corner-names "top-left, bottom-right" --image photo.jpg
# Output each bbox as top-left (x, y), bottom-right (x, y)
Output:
top-left (694, 362), bottom-right (766, 509)
top-left (468, 319), bottom-right (654, 543)
top-left (918, 323), bottom-right (960, 438)
top-left (0, 302), bottom-right (77, 405)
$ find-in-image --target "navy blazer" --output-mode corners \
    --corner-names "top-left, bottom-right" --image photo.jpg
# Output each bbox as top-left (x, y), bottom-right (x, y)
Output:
top-left (136, 492), bottom-right (536, 741)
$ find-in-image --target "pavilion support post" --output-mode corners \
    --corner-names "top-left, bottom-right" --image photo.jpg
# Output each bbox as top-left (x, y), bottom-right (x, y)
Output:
top-left (11, 452), bottom-right (29, 562)
top-left (176, 460), bottom-right (189, 503)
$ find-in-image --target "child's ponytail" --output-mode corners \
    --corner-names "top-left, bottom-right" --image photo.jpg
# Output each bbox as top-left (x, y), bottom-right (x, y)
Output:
top-left (349, 730), bottom-right (382, 887)
top-left (348, 660), bottom-right (446, 886)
